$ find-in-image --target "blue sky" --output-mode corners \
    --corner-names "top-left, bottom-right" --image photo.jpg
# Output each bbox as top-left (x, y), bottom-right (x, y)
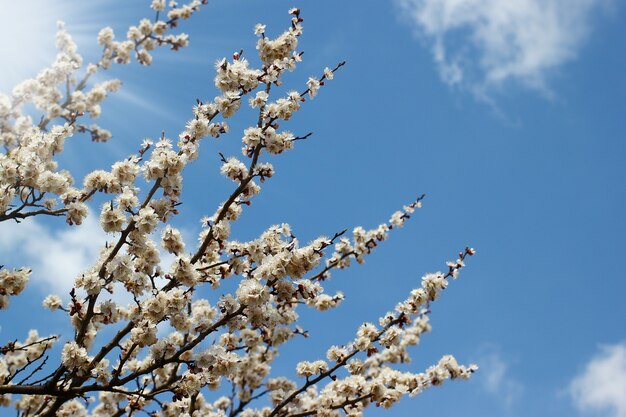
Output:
top-left (1, 1), bottom-right (625, 416)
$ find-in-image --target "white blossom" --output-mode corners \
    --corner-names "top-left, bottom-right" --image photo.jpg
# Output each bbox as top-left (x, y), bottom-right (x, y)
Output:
top-left (0, 8), bottom-right (477, 416)
top-left (61, 341), bottom-right (90, 371)
top-left (307, 77), bottom-right (321, 98)
top-left (42, 294), bottom-right (62, 311)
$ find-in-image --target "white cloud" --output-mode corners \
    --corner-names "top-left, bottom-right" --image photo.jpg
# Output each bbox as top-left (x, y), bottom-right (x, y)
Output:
top-left (570, 343), bottom-right (626, 417)
top-left (397, 0), bottom-right (607, 96)
top-left (0, 215), bottom-right (106, 295)
top-left (477, 348), bottom-right (524, 407)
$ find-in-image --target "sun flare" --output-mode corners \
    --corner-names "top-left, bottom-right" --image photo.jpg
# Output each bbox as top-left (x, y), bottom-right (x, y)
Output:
top-left (0, 0), bottom-right (95, 94)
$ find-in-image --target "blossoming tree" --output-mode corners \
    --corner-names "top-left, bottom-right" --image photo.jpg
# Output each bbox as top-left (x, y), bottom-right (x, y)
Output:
top-left (0, 2), bottom-right (476, 416)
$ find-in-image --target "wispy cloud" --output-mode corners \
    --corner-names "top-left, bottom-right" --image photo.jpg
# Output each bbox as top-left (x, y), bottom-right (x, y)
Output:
top-left (111, 87), bottom-right (185, 124)
top-left (570, 342), bottom-right (626, 417)
top-left (477, 347), bottom-right (524, 407)
top-left (396, 0), bottom-right (608, 98)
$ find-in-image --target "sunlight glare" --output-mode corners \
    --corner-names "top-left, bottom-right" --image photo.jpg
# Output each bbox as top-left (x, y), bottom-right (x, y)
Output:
top-left (0, 0), bottom-right (92, 94)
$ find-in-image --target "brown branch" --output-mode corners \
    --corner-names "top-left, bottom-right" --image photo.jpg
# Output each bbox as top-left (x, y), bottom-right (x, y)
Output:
top-left (4, 350), bottom-right (49, 385)
top-left (0, 188), bottom-right (96, 223)
top-left (229, 389), bottom-right (270, 417)
top-left (267, 315), bottom-right (408, 417)
top-left (287, 394), bottom-right (372, 417)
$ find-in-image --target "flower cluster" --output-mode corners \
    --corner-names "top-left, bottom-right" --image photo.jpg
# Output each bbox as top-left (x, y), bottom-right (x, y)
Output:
top-left (284, 248), bottom-right (477, 416)
top-left (0, 267), bottom-right (30, 308)
top-left (0, 6), bottom-right (476, 417)
top-left (0, 0), bottom-right (207, 230)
